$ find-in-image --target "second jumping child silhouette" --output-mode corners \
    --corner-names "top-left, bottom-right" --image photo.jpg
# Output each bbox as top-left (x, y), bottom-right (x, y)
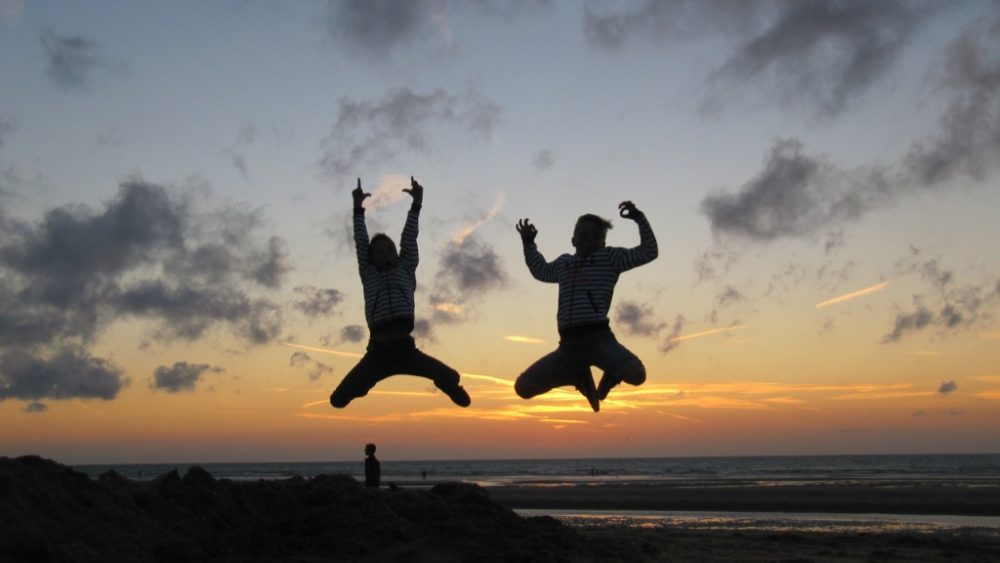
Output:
top-left (329, 177), bottom-right (471, 409)
top-left (514, 201), bottom-right (658, 412)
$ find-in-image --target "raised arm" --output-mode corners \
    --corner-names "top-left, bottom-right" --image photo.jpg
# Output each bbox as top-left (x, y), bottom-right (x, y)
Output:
top-left (353, 178), bottom-right (371, 273)
top-left (517, 218), bottom-right (560, 283)
top-left (399, 176), bottom-right (422, 269)
top-left (611, 200), bottom-right (658, 272)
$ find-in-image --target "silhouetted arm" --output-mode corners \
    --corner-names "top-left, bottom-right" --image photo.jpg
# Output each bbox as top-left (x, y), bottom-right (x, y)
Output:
top-left (611, 201), bottom-right (658, 272)
top-left (518, 219), bottom-right (560, 282)
top-left (353, 179), bottom-right (371, 274)
top-left (399, 176), bottom-right (422, 270)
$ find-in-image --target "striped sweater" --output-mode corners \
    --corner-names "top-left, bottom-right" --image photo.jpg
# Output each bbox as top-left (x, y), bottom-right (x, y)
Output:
top-left (523, 215), bottom-right (657, 334)
top-left (354, 205), bottom-right (420, 331)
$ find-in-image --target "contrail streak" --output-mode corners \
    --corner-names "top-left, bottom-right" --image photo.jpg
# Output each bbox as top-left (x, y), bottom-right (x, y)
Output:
top-left (280, 342), bottom-right (363, 358)
top-left (453, 194), bottom-right (505, 243)
top-left (815, 281), bottom-right (890, 308)
top-left (670, 325), bottom-right (747, 343)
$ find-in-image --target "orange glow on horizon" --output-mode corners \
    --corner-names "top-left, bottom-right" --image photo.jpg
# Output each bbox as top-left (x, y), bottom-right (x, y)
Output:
top-left (503, 335), bottom-right (548, 344)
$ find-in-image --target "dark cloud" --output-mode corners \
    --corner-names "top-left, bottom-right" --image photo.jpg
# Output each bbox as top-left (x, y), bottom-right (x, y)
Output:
top-left (700, 139), bottom-right (894, 241)
top-left (0, 118), bottom-right (13, 148)
top-left (308, 361), bottom-right (333, 382)
top-left (584, 0), bottom-right (756, 51)
top-left (320, 86), bottom-right (501, 176)
top-left (884, 251), bottom-right (1000, 342)
top-left (151, 362), bottom-right (222, 393)
top-left (615, 301), bottom-right (665, 337)
top-left (289, 351), bottom-right (311, 367)
top-left (324, 0), bottom-right (429, 60)
top-left (0, 180), bottom-right (288, 348)
top-left (339, 324), bottom-right (366, 344)
top-left (716, 285), bottom-right (745, 307)
top-left (413, 317), bottom-right (435, 343)
top-left (882, 305), bottom-right (934, 343)
top-left (902, 17), bottom-right (1000, 187)
top-left (431, 233), bottom-right (508, 322)
top-left (293, 286), bottom-right (344, 317)
top-left (938, 380), bottom-right (958, 394)
top-left (0, 346), bottom-right (126, 401)
top-left (23, 401), bottom-right (48, 413)
top-left (40, 31), bottom-right (119, 90)
top-left (532, 149), bottom-right (554, 172)
top-left (701, 13), bottom-right (1000, 245)
top-left (702, 0), bottom-right (935, 117)
top-left (658, 315), bottom-right (687, 354)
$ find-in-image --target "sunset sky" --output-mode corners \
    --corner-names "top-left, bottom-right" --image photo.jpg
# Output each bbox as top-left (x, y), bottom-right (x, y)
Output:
top-left (2, 0), bottom-right (999, 465)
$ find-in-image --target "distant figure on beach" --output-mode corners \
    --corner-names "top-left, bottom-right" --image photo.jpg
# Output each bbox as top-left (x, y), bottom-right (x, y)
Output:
top-left (514, 201), bottom-right (657, 411)
top-left (329, 177), bottom-right (471, 408)
top-left (364, 443), bottom-right (380, 488)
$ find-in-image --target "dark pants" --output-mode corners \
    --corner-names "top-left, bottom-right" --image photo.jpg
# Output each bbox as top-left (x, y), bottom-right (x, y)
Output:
top-left (330, 336), bottom-right (460, 408)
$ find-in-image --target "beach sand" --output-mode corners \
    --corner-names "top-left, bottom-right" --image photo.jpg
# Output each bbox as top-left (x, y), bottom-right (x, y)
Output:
top-left (2, 456), bottom-right (998, 562)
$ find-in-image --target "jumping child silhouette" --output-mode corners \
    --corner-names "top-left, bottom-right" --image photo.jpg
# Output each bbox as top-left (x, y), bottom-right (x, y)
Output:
top-left (514, 201), bottom-right (657, 412)
top-left (329, 177), bottom-right (471, 408)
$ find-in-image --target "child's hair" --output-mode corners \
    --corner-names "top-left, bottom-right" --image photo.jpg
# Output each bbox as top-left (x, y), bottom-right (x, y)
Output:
top-left (368, 233), bottom-right (395, 254)
top-left (577, 214), bottom-right (613, 234)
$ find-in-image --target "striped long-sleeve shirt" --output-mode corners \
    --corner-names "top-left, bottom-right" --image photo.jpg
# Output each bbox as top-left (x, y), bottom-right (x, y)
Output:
top-left (354, 205), bottom-right (420, 331)
top-left (523, 215), bottom-right (657, 334)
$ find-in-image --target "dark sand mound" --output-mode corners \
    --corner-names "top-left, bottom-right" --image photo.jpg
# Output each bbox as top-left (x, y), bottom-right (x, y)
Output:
top-left (0, 456), bottom-right (648, 562)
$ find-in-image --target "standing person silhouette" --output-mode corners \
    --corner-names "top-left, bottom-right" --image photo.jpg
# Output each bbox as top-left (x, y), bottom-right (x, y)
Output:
top-left (364, 443), bottom-right (380, 488)
top-left (329, 177), bottom-right (471, 408)
top-left (514, 201), bottom-right (657, 412)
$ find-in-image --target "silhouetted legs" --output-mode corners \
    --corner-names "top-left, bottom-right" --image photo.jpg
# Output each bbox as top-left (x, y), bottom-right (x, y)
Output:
top-left (515, 329), bottom-right (644, 411)
top-left (330, 336), bottom-right (470, 408)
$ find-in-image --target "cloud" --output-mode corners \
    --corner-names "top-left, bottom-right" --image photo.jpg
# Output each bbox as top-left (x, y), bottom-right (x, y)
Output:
top-left (902, 16), bottom-right (1000, 187)
top-left (293, 286), bottom-right (344, 317)
top-left (716, 285), bottom-right (745, 307)
top-left (0, 179), bottom-right (288, 370)
top-left (883, 251), bottom-right (1000, 342)
top-left (320, 86), bottom-right (502, 176)
top-left (0, 346), bottom-right (126, 401)
top-left (151, 362), bottom-right (223, 393)
top-left (532, 149), bottom-right (554, 172)
top-left (324, 0), bottom-right (433, 60)
top-left (700, 14), bottom-right (1000, 245)
top-left (431, 233), bottom-right (508, 322)
top-left (23, 401), bottom-right (47, 413)
top-left (938, 380), bottom-right (958, 394)
top-left (40, 31), bottom-right (120, 90)
top-left (700, 139), bottom-right (894, 241)
top-left (702, 0), bottom-right (935, 117)
top-left (658, 315), bottom-right (687, 354)
top-left (289, 351), bottom-right (311, 367)
top-left (0, 118), bottom-right (13, 149)
top-left (339, 324), bottom-right (366, 343)
top-left (615, 301), bottom-right (666, 337)
top-left (413, 317), bottom-right (435, 343)
top-left (584, 0), bottom-right (756, 51)
top-left (308, 361), bottom-right (333, 382)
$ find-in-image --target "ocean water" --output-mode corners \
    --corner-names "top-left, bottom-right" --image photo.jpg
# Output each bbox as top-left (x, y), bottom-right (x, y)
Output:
top-left (74, 454), bottom-right (1000, 533)
top-left (75, 453), bottom-right (1000, 485)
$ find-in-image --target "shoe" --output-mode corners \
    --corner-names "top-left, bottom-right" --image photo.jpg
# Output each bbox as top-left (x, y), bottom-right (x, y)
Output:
top-left (597, 373), bottom-right (621, 402)
top-left (577, 374), bottom-right (599, 413)
top-left (442, 384), bottom-right (471, 407)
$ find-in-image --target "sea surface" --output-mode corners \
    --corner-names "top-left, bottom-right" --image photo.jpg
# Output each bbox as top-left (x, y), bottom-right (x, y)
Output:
top-left (75, 453), bottom-right (1000, 534)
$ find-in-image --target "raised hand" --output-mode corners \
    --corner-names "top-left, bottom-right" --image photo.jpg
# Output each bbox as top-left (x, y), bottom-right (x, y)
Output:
top-left (352, 178), bottom-right (371, 208)
top-left (516, 218), bottom-right (538, 243)
top-left (403, 175), bottom-right (424, 206)
top-left (618, 200), bottom-right (644, 221)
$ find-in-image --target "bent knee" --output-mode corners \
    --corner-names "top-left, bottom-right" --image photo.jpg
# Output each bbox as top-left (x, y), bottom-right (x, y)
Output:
top-left (620, 362), bottom-right (646, 386)
top-left (514, 378), bottom-right (537, 399)
top-left (329, 392), bottom-right (352, 409)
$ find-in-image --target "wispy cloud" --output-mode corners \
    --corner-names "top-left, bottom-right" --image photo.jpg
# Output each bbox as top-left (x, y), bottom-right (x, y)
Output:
top-left (40, 30), bottom-right (122, 90)
top-left (320, 86), bottom-right (501, 176)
